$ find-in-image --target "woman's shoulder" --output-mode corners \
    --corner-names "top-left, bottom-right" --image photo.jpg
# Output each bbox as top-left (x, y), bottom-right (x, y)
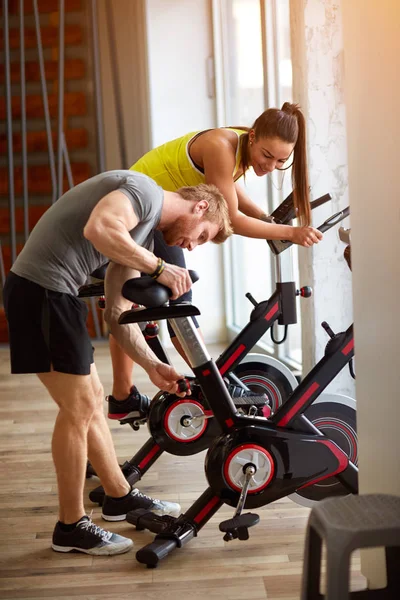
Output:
top-left (196, 127), bottom-right (240, 151)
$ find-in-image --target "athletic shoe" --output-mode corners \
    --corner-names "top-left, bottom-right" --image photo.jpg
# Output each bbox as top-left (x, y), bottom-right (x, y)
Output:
top-left (102, 488), bottom-right (181, 522)
top-left (52, 516), bottom-right (133, 555)
top-left (107, 386), bottom-right (150, 420)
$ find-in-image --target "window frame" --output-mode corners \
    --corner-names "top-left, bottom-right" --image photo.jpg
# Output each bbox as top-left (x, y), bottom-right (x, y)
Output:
top-left (211, 0), bottom-right (302, 372)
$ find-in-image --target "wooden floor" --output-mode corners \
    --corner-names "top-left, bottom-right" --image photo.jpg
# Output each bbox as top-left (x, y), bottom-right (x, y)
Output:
top-left (0, 342), bottom-right (366, 600)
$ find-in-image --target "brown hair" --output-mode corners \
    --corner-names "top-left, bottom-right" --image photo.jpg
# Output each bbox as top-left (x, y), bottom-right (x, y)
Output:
top-left (177, 183), bottom-right (233, 243)
top-left (232, 102), bottom-right (310, 226)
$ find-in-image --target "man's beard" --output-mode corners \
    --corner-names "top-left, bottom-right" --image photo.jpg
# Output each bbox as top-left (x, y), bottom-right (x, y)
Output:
top-left (162, 217), bottom-right (189, 246)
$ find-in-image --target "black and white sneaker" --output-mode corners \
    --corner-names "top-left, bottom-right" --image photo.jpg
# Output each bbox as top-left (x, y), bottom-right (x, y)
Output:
top-left (107, 386), bottom-right (150, 421)
top-left (52, 516), bottom-right (133, 555)
top-left (102, 488), bottom-right (181, 522)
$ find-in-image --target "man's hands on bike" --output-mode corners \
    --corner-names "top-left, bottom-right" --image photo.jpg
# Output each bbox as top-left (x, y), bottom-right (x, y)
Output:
top-left (291, 226), bottom-right (323, 247)
top-left (148, 361), bottom-right (191, 398)
top-left (157, 264), bottom-right (192, 300)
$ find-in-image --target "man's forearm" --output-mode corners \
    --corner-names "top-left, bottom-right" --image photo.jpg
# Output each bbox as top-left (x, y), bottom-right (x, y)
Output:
top-left (105, 305), bottom-right (159, 371)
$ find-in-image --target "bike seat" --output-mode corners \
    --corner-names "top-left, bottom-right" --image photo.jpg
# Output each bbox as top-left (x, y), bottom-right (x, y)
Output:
top-left (119, 304), bottom-right (201, 325)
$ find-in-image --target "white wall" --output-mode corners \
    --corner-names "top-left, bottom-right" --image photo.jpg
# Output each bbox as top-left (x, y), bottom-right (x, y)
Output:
top-left (342, 0), bottom-right (400, 587)
top-left (146, 0), bottom-right (227, 344)
top-left (291, 0), bottom-right (354, 397)
top-left (146, 0), bottom-right (216, 144)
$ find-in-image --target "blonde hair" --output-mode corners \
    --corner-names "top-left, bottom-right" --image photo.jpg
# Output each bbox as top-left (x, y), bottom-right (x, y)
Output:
top-left (177, 183), bottom-right (233, 243)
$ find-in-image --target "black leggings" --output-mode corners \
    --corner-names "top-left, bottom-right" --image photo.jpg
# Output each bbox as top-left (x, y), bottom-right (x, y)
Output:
top-left (153, 230), bottom-right (199, 337)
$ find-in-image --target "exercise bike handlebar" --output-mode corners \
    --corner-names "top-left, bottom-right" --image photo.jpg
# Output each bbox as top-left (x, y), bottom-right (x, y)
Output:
top-left (270, 192), bottom-right (332, 225)
top-left (78, 281), bottom-right (105, 298)
top-left (267, 206), bottom-right (350, 255)
top-left (317, 206), bottom-right (350, 234)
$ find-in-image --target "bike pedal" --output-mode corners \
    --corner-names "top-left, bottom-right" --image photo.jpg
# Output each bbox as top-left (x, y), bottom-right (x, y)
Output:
top-left (219, 512), bottom-right (260, 541)
top-left (234, 396), bottom-right (269, 407)
top-left (126, 508), bottom-right (177, 533)
top-left (119, 416), bottom-right (147, 428)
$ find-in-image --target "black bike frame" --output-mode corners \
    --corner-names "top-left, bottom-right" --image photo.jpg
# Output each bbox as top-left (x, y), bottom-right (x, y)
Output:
top-left (191, 321), bottom-right (357, 491)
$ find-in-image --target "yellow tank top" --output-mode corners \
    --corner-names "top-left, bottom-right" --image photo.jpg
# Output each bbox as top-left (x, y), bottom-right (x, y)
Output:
top-left (130, 128), bottom-right (247, 191)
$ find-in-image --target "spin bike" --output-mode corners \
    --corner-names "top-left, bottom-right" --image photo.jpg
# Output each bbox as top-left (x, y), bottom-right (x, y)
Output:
top-left (80, 190), bottom-right (310, 483)
top-left (119, 219), bottom-right (357, 568)
top-left (81, 191), bottom-right (337, 432)
top-left (86, 195), bottom-right (354, 507)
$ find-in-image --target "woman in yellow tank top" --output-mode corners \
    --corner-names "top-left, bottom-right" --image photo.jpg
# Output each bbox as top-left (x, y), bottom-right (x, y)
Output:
top-left (131, 128), bottom-right (246, 191)
top-left (107, 103), bottom-right (323, 414)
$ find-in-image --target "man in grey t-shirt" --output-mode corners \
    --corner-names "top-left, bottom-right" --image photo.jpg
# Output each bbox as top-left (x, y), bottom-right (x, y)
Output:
top-left (3, 170), bottom-right (232, 556)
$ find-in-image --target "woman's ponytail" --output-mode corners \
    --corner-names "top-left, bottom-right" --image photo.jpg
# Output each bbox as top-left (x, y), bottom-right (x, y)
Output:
top-left (283, 104), bottom-right (310, 226)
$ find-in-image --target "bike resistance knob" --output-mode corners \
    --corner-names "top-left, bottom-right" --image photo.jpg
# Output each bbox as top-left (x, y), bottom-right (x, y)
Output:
top-left (177, 378), bottom-right (191, 394)
top-left (297, 286), bottom-right (312, 298)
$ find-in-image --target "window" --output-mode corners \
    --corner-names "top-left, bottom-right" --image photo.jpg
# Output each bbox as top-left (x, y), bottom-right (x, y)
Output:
top-left (213, 0), bottom-right (302, 369)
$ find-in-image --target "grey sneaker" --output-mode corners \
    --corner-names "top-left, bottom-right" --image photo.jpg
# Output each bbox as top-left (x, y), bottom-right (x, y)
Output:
top-left (52, 516), bottom-right (133, 555)
top-left (102, 488), bottom-right (181, 522)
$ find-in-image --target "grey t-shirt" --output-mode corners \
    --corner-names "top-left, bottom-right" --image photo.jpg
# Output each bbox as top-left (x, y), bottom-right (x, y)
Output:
top-left (11, 170), bottom-right (164, 295)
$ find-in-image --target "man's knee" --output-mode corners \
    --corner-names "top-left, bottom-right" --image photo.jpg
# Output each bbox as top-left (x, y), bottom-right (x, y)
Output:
top-left (104, 306), bottom-right (121, 330)
top-left (57, 381), bottom-right (104, 424)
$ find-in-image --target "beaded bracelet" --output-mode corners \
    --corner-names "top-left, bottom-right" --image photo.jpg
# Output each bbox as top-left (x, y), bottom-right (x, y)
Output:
top-left (150, 257), bottom-right (166, 279)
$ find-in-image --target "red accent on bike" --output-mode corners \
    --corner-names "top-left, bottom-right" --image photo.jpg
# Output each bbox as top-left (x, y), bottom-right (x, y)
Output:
top-left (277, 382), bottom-right (320, 427)
top-left (262, 405), bottom-right (272, 418)
top-left (219, 344), bottom-right (246, 375)
top-left (265, 302), bottom-right (279, 321)
top-left (108, 413), bottom-right (130, 420)
top-left (202, 369), bottom-right (211, 376)
top-left (342, 339), bottom-right (354, 355)
top-left (313, 419), bottom-right (358, 463)
top-left (225, 418), bottom-right (234, 428)
top-left (298, 439), bottom-right (349, 489)
top-left (194, 495), bottom-right (221, 524)
top-left (224, 444), bottom-right (275, 493)
top-left (164, 400), bottom-right (208, 443)
top-left (138, 443), bottom-right (161, 469)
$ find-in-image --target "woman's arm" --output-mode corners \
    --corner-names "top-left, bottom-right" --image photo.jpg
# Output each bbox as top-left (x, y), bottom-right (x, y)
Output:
top-left (202, 139), bottom-right (322, 246)
top-left (235, 182), bottom-right (266, 219)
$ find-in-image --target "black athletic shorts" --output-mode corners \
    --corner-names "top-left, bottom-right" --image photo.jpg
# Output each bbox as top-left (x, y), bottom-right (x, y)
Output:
top-left (3, 272), bottom-right (94, 375)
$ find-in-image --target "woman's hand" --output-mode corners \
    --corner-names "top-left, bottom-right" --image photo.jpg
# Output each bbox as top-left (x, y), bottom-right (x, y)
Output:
top-left (157, 264), bottom-right (192, 300)
top-left (291, 226), bottom-right (323, 247)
